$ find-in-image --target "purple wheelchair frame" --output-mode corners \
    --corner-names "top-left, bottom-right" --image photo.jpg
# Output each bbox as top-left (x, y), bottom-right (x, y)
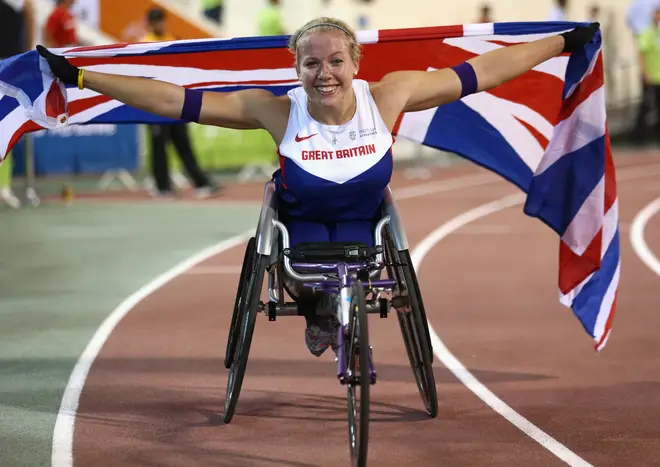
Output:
top-left (254, 181), bottom-right (410, 385)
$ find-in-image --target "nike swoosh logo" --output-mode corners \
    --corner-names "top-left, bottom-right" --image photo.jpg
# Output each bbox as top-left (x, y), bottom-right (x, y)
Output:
top-left (295, 133), bottom-right (318, 142)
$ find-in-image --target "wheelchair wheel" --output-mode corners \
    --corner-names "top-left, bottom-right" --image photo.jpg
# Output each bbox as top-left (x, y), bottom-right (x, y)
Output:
top-left (225, 237), bottom-right (256, 369)
top-left (223, 252), bottom-right (268, 424)
top-left (383, 230), bottom-right (438, 418)
top-left (346, 280), bottom-right (370, 467)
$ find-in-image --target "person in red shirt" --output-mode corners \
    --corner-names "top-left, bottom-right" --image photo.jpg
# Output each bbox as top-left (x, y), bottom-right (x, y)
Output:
top-left (43, 0), bottom-right (79, 48)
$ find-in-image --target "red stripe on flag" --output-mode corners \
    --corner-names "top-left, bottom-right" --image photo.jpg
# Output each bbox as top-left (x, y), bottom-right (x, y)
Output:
top-left (558, 230), bottom-right (602, 294)
top-left (595, 291), bottom-right (617, 352)
top-left (603, 126), bottom-right (616, 214)
top-left (391, 113), bottom-right (404, 136)
top-left (515, 116), bottom-right (550, 149)
top-left (6, 120), bottom-right (44, 156)
top-left (557, 53), bottom-right (604, 123)
top-left (188, 79), bottom-right (298, 88)
top-left (69, 95), bottom-right (113, 116)
top-left (379, 25), bottom-right (465, 42)
top-left (69, 47), bottom-right (295, 71)
top-left (489, 74), bottom-right (563, 125)
top-left (45, 81), bottom-right (67, 118)
top-left (65, 43), bottom-right (132, 53)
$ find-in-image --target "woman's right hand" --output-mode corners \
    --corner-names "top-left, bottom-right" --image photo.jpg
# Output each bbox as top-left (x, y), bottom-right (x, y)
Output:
top-left (36, 45), bottom-right (79, 86)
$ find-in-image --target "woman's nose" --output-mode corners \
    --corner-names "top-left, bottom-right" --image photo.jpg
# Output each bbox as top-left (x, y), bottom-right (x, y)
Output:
top-left (317, 63), bottom-right (331, 79)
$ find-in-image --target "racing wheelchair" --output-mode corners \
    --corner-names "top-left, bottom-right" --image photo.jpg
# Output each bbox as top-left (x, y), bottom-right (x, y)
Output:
top-left (223, 181), bottom-right (438, 467)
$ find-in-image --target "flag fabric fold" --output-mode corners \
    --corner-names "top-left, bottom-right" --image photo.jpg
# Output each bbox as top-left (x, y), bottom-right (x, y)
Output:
top-left (0, 21), bottom-right (617, 351)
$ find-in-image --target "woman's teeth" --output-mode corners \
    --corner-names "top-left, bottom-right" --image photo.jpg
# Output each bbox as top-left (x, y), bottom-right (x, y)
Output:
top-left (317, 85), bottom-right (338, 94)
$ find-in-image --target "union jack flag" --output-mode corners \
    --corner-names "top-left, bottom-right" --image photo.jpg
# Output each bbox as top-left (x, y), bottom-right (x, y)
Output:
top-left (0, 21), bottom-right (617, 351)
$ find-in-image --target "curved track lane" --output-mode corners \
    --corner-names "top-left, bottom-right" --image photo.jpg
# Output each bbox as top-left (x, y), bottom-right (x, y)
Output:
top-left (65, 157), bottom-right (660, 467)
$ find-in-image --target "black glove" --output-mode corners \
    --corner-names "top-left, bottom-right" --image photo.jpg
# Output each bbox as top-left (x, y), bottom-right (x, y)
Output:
top-left (36, 45), bottom-right (79, 86)
top-left (561, 23), bottom-right (600, 54)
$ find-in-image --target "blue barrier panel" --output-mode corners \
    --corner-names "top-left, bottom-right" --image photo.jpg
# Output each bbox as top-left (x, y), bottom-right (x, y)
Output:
top-left (12, 124), bottom-right (140, 176)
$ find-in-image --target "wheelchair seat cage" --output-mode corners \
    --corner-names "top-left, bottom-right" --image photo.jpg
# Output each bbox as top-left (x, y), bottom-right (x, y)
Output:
top-left (254, 181), bottom-right (409, 384)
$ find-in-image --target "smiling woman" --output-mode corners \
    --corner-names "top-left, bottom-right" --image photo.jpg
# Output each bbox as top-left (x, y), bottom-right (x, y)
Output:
top-left (288, 18), bottom-right (363, 127)
top-left (35, 16), bottom-right (598, 357)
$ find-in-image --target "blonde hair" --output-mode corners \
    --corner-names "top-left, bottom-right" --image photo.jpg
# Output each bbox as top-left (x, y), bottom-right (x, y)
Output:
top-left (288, 17), bottom-right (363, 66)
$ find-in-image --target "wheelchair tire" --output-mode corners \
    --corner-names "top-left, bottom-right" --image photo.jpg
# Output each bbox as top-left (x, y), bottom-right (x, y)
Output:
top-left (401, 249), bottom-right (434, 364)
top-left (346, 280), bottom-right (370, 467)
top-left (223, 252), bottom-right (268, 424)
top-left (397, 253), bottom-right (438, 418)
top-left (382, 229), bottom-right (437, 418)
top-left (224, 236), bottom-right (256, 369)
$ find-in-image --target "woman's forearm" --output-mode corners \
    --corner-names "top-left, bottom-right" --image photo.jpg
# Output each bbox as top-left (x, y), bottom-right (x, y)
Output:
top-left (469, 35), bottom-right (565, 92)
top-left (82, 70), bottom-right (185, 119)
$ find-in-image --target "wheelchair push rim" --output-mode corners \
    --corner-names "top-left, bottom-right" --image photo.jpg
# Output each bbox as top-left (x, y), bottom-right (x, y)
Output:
top-left (346, 280), bottom-right (370, 467)
top-left (223, 252), bottom-right (268, 424)
top-left (225, 236), bottom-right (257, 369)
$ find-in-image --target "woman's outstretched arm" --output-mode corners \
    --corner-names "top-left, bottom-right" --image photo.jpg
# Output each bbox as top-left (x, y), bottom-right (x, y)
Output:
top-left (36, 45), bottom-right (279, 130)
top-left (373, 23), bottom-right (599, 116)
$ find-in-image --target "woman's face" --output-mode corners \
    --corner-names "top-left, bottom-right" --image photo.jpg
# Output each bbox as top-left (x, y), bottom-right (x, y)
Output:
top-left (296, 30), bottom-right (358, 111)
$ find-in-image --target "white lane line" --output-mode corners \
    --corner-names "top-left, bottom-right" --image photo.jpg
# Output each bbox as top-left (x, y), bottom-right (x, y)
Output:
top-left (630, 196), bottom-right (660, 277)
top-left (51, 230), bottom-right (252, 467)
top-left (410, 192), bottom-right (594, 467)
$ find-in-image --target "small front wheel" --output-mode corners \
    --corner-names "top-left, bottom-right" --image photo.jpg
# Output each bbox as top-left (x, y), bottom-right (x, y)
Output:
top-left (346, 280), bottom-right (370, 467)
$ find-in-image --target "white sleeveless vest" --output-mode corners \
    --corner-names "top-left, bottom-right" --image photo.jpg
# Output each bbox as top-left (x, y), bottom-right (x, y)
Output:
top-left (274, 79), bottom-right (394, 222)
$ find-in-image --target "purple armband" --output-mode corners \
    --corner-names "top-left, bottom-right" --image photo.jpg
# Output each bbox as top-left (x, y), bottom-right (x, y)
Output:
top-left (180, 88), bottom-right (203, 122)
top-left (451, 62), bottom-right (478, 98)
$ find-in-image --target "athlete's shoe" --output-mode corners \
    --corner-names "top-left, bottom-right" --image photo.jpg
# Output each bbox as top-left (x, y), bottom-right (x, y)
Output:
top-left (305, 313), bottom-right (340, 357)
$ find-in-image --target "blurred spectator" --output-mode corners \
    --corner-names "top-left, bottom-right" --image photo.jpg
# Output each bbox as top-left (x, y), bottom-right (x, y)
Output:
top-left (588, 4), bottom-right (600, 21)
top-left (548, 0), bottom-right (568, 21)
top-left (637, 6), bottom-right (660, 142)
top-left (0, 0), bottom-right (36, 209)
top-left (202, 0), bottom-right (223, 26)
top-left (477, 3), bottom-right (493, 23)
top-left (258, 0), bottom-right (285, 36)
top-left (43, 0), bottom-right (80, 48)
top-left (142, 8), bottom-right (221, 199)
top-left (627, 0), bottom-right (660, 142)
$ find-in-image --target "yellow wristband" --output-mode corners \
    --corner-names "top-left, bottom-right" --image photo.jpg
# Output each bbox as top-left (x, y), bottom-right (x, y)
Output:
top-left (77, 69), bottom-right (85, 90)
